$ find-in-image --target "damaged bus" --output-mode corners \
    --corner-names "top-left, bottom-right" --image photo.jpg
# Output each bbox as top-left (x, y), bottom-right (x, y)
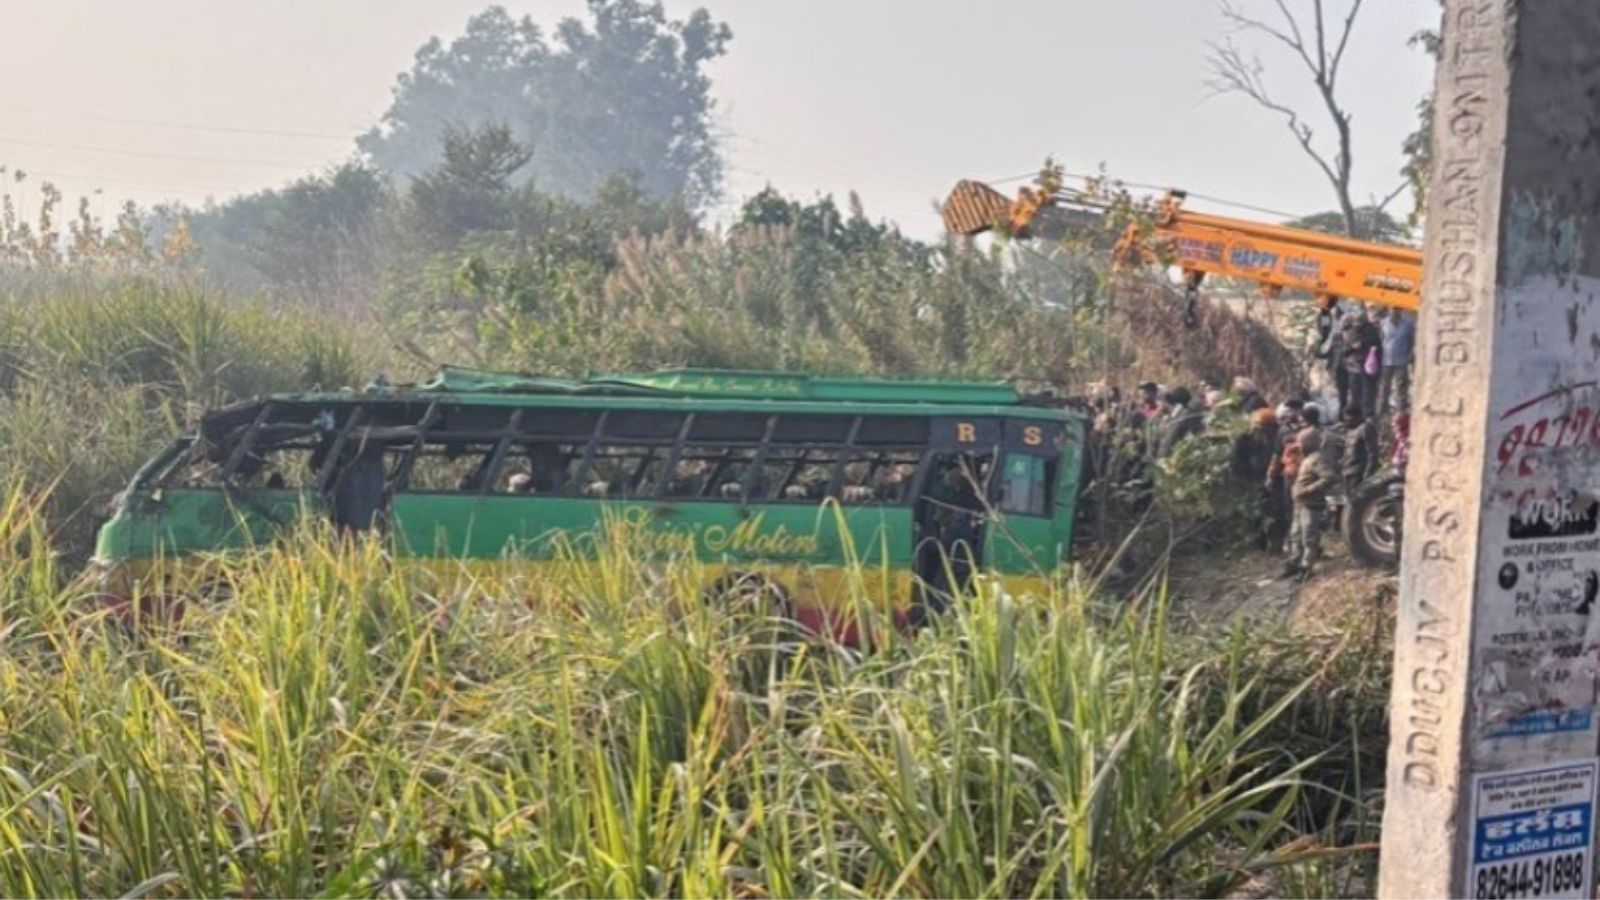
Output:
top-left (93, 367), bottom-right (1085, 632)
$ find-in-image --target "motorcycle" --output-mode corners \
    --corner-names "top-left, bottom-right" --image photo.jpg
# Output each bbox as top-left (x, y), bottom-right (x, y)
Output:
top-left (1342, 412), bottom-right (1409, 571)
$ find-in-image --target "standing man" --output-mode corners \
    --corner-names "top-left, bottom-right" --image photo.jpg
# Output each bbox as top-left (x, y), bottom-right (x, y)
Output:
top-left (1284, 428), bottom-right (1332, 580)
top-left (1314, 297), bottom-right (1345, 411)
top-left (1135, 381), bottom-right (1161, 425)
top-left (1156, 387), bottom-right (1203, 458)
top-left (1377, 309), bottom-right (1415, 414)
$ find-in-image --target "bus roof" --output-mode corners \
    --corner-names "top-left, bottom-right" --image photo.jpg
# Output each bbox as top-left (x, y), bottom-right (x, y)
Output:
top-left (264, 367), bottom-right (1079, 419)
top-left (413, 366), bottom-right (1032, 405)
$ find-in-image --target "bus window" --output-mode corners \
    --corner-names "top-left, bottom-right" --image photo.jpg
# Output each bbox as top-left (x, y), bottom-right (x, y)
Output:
top-left (495, 443), bottom-right (577, 494)
top-left (998, 454), bottom-right (1057, 517)
top-left (684, 446), bottom-right (761, 500)
top-left (660, 457), bottom-right (708, 498)
top-left (234, 444), bottom-right (318, 490)
top-left (579, 446), bottom-right (652, 498)
top-left (824, 449), bottom-right (926, 505)
top-left (756, 448), bottom-right (842, 501)
top-left (405, 442), bottom-right (497, 492)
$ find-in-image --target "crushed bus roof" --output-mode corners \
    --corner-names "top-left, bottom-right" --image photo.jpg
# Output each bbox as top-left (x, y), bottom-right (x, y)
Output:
top-left (398, 366), bottom-right (1032, 406)
top-left (192, 368), bottom-right (1083, 439)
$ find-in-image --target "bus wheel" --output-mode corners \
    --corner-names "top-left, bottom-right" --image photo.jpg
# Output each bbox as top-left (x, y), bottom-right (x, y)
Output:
top-left (705, 572), bottom-right (798, 688)
top-left (706, 572), bottom-right (792, 621)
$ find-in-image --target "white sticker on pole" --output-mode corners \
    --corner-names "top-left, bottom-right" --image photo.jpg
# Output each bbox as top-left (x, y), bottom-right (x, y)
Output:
top-left (1469, 761), bottom-right (1597, 899)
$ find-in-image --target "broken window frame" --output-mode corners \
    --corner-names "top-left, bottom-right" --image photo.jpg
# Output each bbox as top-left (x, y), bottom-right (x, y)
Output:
top-left (165, 399), bottom-right (1064, 513)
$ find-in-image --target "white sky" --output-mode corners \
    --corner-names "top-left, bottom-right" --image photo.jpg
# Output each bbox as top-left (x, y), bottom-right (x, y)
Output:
top-left (0, 0), bottom-right (1439, 238)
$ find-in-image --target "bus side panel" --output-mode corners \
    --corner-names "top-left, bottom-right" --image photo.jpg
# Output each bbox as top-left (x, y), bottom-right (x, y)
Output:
top-left (985, 515), bottom-right (1054, 579)
top-left (97, 488), bottom-right (315, 561)
top-left (387, 495), bottom-right (914, 609)
top-left (1052, 421), bottom-right (1086, 560)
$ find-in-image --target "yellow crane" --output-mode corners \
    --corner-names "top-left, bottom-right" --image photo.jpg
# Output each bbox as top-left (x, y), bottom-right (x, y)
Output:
top-left (943, 175), bottom-right (1422, 325)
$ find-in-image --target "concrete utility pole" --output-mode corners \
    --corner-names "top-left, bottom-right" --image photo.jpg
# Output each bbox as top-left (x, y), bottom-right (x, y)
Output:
top-left (1380, 3), bottom-right (1600, 897)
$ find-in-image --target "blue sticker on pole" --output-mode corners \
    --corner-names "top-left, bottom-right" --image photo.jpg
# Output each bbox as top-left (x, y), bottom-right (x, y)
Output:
top-left (1469, 762), bottom-right (1596, 899)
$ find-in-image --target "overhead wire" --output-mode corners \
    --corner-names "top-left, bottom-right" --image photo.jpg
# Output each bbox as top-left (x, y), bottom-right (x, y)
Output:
top-left (0, 105), bottom-right (1319, 224)
top-left (0, 134), bottom-right (338, 171)
top-left (0, 103), bottom-right (356, 142)
top-left (0, 158), bottom-right (242, 195)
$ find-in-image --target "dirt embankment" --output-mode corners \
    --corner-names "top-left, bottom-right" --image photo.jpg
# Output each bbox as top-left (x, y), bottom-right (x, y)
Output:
top-left (1167, 542), bottom-right (1396, 635)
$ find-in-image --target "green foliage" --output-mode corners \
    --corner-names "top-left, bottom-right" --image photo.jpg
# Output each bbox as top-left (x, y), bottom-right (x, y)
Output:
top-left (395, 217), bottom-right (1085, 384)
top-left (1287, 207), bottom-right (1410, 243)
top-left (1152, 422), bottom-right (1263, 546)
top-left (406, 124), bottom-right (534, 247)
top-left (0, 172), bottom-right (192, 274)
top-left (1402, 4), bottom-right (1444, 228)
top-left (186, 125), bottom-right (696, 312)
top-left (358, 1), bottom-right (730, 207)
top-left (0, 500), bottom-right (1368, 897)
top-left (186, 162), bottom-right (388, 305)
top-left (0, 276), bottom-right (369, 560)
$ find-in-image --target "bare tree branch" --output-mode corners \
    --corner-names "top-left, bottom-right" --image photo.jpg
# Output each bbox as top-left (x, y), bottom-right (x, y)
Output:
top-left (1219, 0), bottom-right (1314, 74)
top-left (1312, 0), bottom-right (1329, 85)
top-left (1329, 0), bottom-right (1365, 84)
top-left (1205, 40), bottom-right (1342, 199)
top-left (1205, 0), bottom-right (1367, 235)
top-left (1372, 179), bottom-right (1409, 215)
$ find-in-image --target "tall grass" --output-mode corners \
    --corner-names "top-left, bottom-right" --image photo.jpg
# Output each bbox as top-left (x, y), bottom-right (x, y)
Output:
top-left (0, 274), bottom-right (370, 561)
top-left (0, 492), bottom-right (1369, 898)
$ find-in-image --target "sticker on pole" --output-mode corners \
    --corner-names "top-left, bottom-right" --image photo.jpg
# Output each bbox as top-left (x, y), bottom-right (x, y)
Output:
top-left (1470, 761), bottom-right (1596, 898)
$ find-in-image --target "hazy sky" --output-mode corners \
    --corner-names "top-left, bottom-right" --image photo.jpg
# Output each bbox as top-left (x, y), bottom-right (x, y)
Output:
top-left (0, 1), bottom-right (1438, 237)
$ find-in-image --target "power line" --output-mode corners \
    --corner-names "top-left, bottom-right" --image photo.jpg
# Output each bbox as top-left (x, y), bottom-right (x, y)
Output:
top-left (0, 103), bottom-right (355, 142)
top-left (0, 171), bottom-right (223, 200)
top-left (0, 134), bottom-right (336, 170)
top-left (0, 161), bottom-right (258, 198)
top-left (723, 133), bottom-right (940, 198)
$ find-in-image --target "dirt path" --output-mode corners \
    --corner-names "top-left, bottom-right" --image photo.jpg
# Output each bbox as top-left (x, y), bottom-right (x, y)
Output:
top-left (1167, 541), bottom-right (1396, 633)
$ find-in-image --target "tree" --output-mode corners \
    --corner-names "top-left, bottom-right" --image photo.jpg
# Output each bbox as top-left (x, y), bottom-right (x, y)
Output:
top-left (1206, 0), bottom-right (1404, 238)
top-left (1400, 3), bottom-right (1443, 227)
top-left (358, 1), bottom-right (730, 209)
top-left (405, 123), bottom-right (533, 247)
top-left (185, 162), bottom-right (389, 304)
top-left (1288, 206), bottom-right (1406, 243)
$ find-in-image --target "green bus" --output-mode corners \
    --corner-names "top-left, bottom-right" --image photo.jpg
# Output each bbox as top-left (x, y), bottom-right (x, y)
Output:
top-left (93, 367), bottom-right (1086, 634)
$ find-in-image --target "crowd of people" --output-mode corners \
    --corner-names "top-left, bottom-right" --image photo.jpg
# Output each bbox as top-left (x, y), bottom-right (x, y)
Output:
top-left (1082, 304), bottom-right (1416, 581)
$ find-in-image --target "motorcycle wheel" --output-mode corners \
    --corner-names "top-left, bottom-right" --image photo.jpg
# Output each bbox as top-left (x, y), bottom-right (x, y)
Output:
top-left (1344, 474), bottom-right (1403, 570)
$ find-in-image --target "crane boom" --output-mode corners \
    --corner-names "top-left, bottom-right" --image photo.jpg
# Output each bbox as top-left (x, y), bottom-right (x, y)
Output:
top-left (943, 178), bottom-right (1423, 312)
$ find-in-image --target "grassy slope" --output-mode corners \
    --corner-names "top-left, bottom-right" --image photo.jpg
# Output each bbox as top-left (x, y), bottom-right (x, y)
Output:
top-left (0, 496), bottom-right (1381, 898)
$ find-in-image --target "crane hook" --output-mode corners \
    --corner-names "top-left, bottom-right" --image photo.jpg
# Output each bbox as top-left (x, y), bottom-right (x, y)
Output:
top-left (1181, 270), bottom-right (1204, 329)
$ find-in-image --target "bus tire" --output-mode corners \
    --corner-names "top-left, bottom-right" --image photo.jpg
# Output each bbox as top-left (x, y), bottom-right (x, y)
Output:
top-left (706, 572), bottom-right (800, 688)
top-left (706, 571), bottom-right (792, 621)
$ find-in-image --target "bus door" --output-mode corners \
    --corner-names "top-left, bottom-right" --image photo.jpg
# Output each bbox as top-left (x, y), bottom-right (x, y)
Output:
top-left (985, 419), bottom-right (1070, 575)
top-left (915, 418), bottom-right (1000, 610)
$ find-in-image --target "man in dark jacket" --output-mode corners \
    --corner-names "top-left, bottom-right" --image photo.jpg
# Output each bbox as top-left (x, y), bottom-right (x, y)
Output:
top-left (1341, 407), bottom-right (1379, 492)
top-left (1233, 408), bottom-right (1281, 549)
top-left (1157, 387), bottom-right (1204, 458)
